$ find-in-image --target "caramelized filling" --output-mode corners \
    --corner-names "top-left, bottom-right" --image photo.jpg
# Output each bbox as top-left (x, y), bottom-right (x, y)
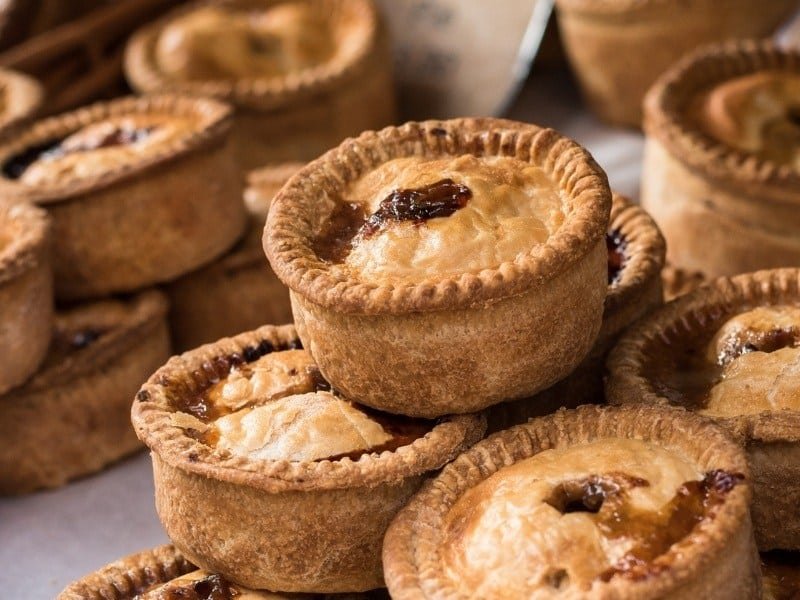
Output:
top-left (312, 179), bottom-right (472, 264)
top-left (2, 125), bottom-right (155, 180)
top-left (606, 230), bottom-right (627, 285)
top-left (762, 551), bottom-right (800, 600)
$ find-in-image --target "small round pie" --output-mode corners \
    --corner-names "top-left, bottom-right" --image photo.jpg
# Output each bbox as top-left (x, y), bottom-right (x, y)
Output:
top-left (383, 404), bottom-right (758, 599)
top-left (488, 193), bottom-right (665, 431)
top-left (643, 40), bottom-right (800, 277)
top-left (132, 324), bottom-right (485, 592)
top-left (0, 68), bottom-right (42, 134)
top-left (58, 545), bottom-right (389, 599)
top-left (607, 267), bottom-right (800, 550)
top-left (166, 162), bottom-right (301, 351)
top-left (0, 94), bottom-right (245, 300)
top-left (0, 289), bottom-right (170, 495)
top-left (124, 0), bottom-right (395, 173)
top-left (265, 118), bottom-right (611, 417)
top-left (0, 200), bottom-right (52, 395)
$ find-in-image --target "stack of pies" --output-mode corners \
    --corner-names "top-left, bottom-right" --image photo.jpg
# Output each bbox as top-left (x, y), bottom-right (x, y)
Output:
top-left (124, 0), bottom-right (396, 174)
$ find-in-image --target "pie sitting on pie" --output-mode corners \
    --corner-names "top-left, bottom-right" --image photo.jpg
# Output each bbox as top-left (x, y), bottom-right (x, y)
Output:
top-left (383, 404), bottom-right (758, 599)
top-left (124, 0), bottom-right (395, 173)
top-left (0, 290), bottom-right (170, 494)
top-left (264, 118), bottom-right (611, 417)
top-left (643, 40), bottom-right (800, 278)
top-left (131, 324), bottom-right (484, 592)
top-left (0, 200), bottom-right (52, 395)
top-left (607, 267), bottom-right (800, 550)
top-left (0, 94), bottom-right (245, 300)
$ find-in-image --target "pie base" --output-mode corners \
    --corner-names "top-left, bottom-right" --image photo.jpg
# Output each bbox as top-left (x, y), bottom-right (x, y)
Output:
top-left (0, 201), bottom-right (52, 395)
top-left (132, 324), bottom-right (485, 592)
top-left (607, 268), bottom-right (800, 550)
top-left (0, 94), bottom-right (246, 301)
top-left (383, 404), bottom-right (759, 599)
top-left (555, 0), bottom-right (796, 126)
top-left (642, 41), bottom-right (800, 278)
top-left (0, 290), bottom-right (170, 494)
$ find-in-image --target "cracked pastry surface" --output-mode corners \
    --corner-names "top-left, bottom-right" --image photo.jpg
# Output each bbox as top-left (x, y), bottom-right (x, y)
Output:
top-left (689, 72), bottom-right (800, 169)
top-left (441, 438), bottom-right (740, 598)
top-left (169, 348), bottom-right (431, 462)
top-left (5, 114), bottom-right (196, 186)
top-left (155, 3), bottom-right (335, 82)
top-left (316, 155), bottom-right (565, 283)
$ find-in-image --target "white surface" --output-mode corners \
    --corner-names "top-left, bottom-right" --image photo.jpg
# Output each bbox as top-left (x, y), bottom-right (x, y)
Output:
top-left (1, 68), bottom-right (644, 599)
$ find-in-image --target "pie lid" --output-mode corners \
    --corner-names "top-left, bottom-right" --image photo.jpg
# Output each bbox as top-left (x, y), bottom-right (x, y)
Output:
top-left (264, 117), bottom-right (611, 314)
top-left (132, 323), bottom-right (486, 492)
top-left (644, 39), bottom-right (800, 192)
top-left (0, 94), bottom-right (233, 204)
top-left (123, 0), bottom-right (379, 111)
top-left (607, 267), bottom-right (800, 443)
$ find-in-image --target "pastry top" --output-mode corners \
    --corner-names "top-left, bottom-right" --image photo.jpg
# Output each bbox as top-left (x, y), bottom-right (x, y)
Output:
top-left (441, 438), bottom-right (739, 597)
top-left (245, 162), bottom-right (303, 222)
top-left (315, 155), bottom-right (565, 283)
top-left (0, 95), bottom-right (232, 202)
top-left (690, 72), bottom-right (800, 170)
top-left (155, 3), bottom-right (334, 82)
top-left (132, 324), bottom-right (486, 491)
top-left (265, 118), bottom-right (611, 314)
top-left (0, 200), bottom-right (49, 285)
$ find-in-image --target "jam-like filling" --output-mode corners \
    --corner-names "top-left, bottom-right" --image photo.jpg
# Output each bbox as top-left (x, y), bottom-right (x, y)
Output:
top-left (547, 470), bottom-right (742, 582)
top-left (606, 230), bottom-right (627, 285)
top-left (312, 179), bottom-right (472, 264)
top-left (2, 125), bottom-right (154, 180)
top-left (762, 551), bottom-right (800, 600)
top-left (159, 573), bottom-right (233, 600)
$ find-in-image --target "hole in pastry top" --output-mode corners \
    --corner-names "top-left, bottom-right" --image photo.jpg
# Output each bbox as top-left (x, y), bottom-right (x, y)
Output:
top-left (643, 305), bottom-right (800, 418)
top-left (761, 551), bottom-right (800, 600)
top-left (167, 338), bottom-right (434, 463)
top-left (440, 438), bottom-right (743, 597)
top-left (605, 229), bottom-right (627, 287)
top-left (311, 155), bottom-right (566, 283)
top-left (1, 114), bottom-right (196, 185)
top-left (153, 1), bottom-right (343, 83)
top-left (688, 71), bottom-right (800, 170)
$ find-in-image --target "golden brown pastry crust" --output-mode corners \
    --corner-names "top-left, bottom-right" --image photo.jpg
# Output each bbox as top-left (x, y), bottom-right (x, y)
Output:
top-left (0, 200), bottom-right (52, 395)
top-left (643, 41), bottom-right (800, 277)
top-left (265, 118), bottom-right (611, 417)
top-left (0, 94), bottom-right (245, 300)
top-left (0, 290), bottom-right (170, 495)
top-left (383, 404), bottom-right (759, 600)
top-left (132, 324), bottom-right (485, 592)
top-left (166, 162), bottom-right (301, 352)
top-left (0, 68), bottom-right (42, 133)
top-left (124, 0), bottom-right (395, 172)
top-left (487, 193), bottom-right (664, 431)
top-left (662, 263), bottom-right (707, 302)
top-left (607, 268), bottom-right (800, 549)
top-left (555, 0), bottom-right (796, 127)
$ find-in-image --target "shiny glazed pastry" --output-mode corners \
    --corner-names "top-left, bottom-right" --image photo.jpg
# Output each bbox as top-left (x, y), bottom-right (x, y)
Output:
top-left (265, 118), bottom-right (611, 417)
top-left (0, 95), bottom-right (244, 300)
top-left (643, 41), bottom-right (800, 278)
top-left (607, 268), bottom-right (800, 550)
top-left (488, 194), bottom-right (665, 431)
top-left (554, 0), bottom-right (795, 126)
top-left (383, 405), bottom-right (758, 599)
top-left (0, 201), bottom-right (52, 395)
top-left (124, 0), bottom-right (395, 172)
top-left (166, 162), bottom-right (301, 351)
top-left (131, 324), bottom-right (484, 592)
top-left (58, 545), bottom-right (390, 599)
top-left (0, 290), bottom-right (170, 494)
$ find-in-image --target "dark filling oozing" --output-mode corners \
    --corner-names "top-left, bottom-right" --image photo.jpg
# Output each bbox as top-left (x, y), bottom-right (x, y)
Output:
top-left (545, 470), bottom-right (743, 583)
top-left (762, 551), bottom-right (800, 600)
top-left (642, 310), bottom-right (800, 410)
top-left (173, 337), bottom-right (434, 460)
top-left (313, 178), bottom-right (472, 263)
top-left (606, 230), bottom-right (627, 286)
top-left (160, 573), bottom-right (233, 600)
top-left (2, 125), bottom-right (154, 179)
